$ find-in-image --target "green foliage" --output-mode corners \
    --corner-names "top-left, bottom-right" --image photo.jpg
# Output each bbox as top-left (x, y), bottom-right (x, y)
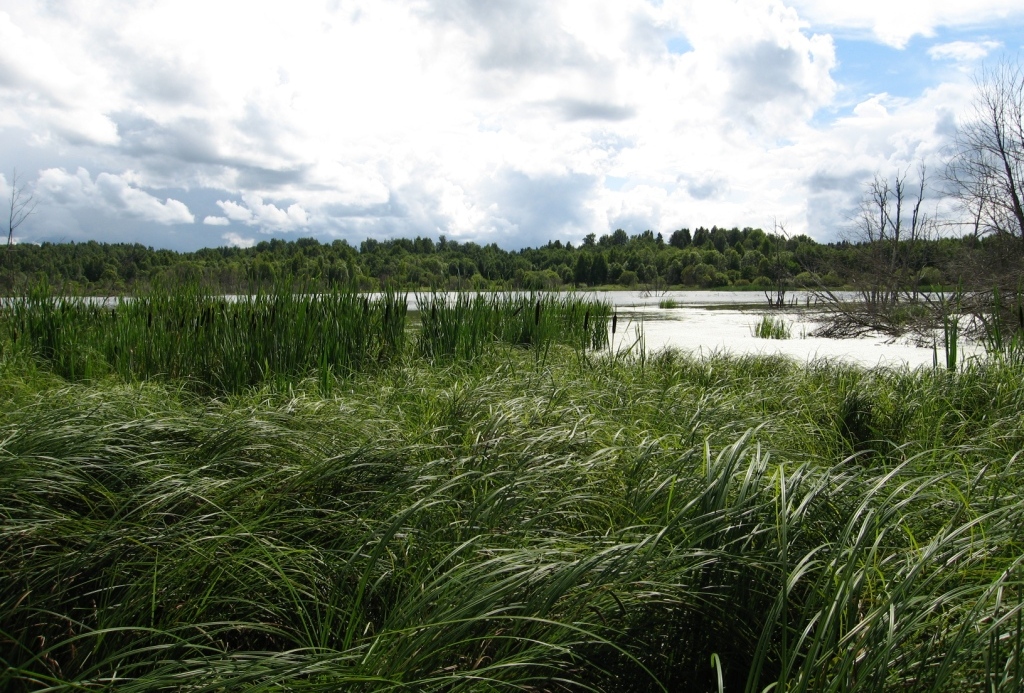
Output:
top-left (3, 279), bottom-right (407, 394)
top-left (4, 346), bottom-right (1024, 689)
top-left (416, 292), bottom-right (612, 362)
top-left (5, 225), bottom-right (976, 295)
top-left (752, 314), bottom-right (792, 339)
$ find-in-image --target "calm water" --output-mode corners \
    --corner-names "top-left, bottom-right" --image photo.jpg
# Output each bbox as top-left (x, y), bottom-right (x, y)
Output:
top-left (596, 290), bottom-right (979, 369)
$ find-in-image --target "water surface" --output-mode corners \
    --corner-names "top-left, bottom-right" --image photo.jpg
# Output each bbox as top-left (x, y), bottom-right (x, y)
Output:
top-left (601, 290), bottom-right (978, 369)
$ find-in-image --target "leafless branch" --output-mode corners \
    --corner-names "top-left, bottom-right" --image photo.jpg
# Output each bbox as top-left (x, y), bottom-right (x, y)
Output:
top-left (7, 168), bottom-right (36, 254)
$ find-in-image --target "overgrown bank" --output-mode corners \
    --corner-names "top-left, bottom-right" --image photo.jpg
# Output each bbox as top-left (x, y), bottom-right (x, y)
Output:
top-left (3, 338), bottom-right (1024, 690)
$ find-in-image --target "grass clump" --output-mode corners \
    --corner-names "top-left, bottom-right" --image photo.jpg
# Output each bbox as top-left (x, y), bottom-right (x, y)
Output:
top-left (658, 298), bottom-right (679, 309)
top-left (752, 314), bottom-right (792, 339)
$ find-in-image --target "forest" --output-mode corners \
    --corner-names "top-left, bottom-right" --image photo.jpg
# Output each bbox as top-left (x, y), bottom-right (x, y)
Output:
top-left (0, 224), bottom-right (980, 295)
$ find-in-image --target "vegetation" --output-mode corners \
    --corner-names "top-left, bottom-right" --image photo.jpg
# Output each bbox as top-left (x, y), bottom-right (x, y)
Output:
top-left (416, 291), bottom-right (611, 362)
top-left (1, 225), bottom-right (981, 298)
top-left (4, 280), bottom-right (408, 394)
top-left (4, 282), bottom-right (610, 394)
top-left (4, 282), bottom-right (1024, 690)
top-left (752, 314), bottom-right (791, 339)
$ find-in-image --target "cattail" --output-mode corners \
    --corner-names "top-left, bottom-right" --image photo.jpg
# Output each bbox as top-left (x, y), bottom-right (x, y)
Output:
top-left (1018, 304), bottom-right (1023, 330)
top-left (583, 309), bottom-right (590, 332)
top-left (534, 299), bottom-right (541, 325)
top-left (612, 312), bottom-right (617, 335)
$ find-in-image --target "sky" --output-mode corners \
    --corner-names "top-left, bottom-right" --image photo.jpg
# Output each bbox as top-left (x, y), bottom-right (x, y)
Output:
top-left (1, 0), bottom-right (1022, 252)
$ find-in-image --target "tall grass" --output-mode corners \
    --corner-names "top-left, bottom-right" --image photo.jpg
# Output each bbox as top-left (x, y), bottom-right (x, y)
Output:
top-left (2, 279), bottom-right (407, 393)
top-left (416, 292), bottom-right (612, 362)
top-left (3, 343), bottom-right (1024, 690)
top-left (981, 287), bottom-right (1024, 366)
top-left (752, 314), bottom-right (791, 339)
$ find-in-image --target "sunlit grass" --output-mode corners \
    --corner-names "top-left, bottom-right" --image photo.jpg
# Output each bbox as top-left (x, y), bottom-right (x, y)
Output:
top-left (3, 298), bottom-right (1024, 689)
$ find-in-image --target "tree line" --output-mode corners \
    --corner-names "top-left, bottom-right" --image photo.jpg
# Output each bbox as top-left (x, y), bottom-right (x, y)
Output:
top-left (0, 225), bottom-right (980, 296)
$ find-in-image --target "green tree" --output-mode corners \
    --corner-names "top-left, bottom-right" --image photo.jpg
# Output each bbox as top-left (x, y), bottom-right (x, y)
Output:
top-left (590, 252), bottom-right (608, 285)
top-left (573, 253), bottom-right (592, 286)
top-left (669, 228), bottom-right (691, 249)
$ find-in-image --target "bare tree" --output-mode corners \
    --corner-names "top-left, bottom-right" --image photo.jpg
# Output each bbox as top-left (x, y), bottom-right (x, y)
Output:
top-left (764, 220), bottom-right (791, 308)
top-left (855, 167), bottom-right (932, 304)
top-left (6, 168), bottom-right (36, 256)
top-left (943, 58), bottom-right (1024, 347)
top-left (813, 166), bottom-right (938, 339)
top-left (946, 58), bottom-right (1024, 245)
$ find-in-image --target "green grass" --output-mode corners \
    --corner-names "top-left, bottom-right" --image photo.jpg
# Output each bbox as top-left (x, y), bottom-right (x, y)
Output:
top-left (3, 298), bottom-right (1024, 690)
top-left (752, 314), bottom-right (792, 339)
top-left (416, 291), bottom-right (612, 362)
top-left (658, 299), bottom-right (679, 309)
top-left (2, 279), bottom-right (408, 393)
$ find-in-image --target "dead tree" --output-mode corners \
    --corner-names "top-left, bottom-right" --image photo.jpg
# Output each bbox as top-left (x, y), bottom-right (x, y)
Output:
top-left (947, 58), bottom-right (1024, 245)
top-left (945, 57), bottom-right (1024, 344)
top-left (764, 221), bottom-right (791, 308)
top-left (6, 168), bottom-right (36, 259)
top-left (813, 167), bottom-right (938, 340)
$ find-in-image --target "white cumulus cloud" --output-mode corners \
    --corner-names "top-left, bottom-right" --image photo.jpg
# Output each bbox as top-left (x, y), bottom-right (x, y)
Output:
top-left (203, 215), bottom-right (230, 225)
top-left (215, 193), bottom-right (309, 231)
top-left (221, 231), bottom-right (255, 248)
top-left (36, 167), bottom-right (194, 224)
top-left (928, 41), bottom-right (1003, 63)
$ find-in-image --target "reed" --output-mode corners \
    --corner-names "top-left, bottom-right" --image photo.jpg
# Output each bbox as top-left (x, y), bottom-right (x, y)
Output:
top-left (2, 278), bottom-right (407, 394)
top-left (415, 292), bottom-right (612, 361)
top-left (752, 314), bottom-right (791, 339)
top-left (981, 287), bottom-right (1024, 366)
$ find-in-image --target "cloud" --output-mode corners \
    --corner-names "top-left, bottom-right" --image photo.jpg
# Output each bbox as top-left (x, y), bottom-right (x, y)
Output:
top-left (728, 42), bottom-right (805, 105)
top-left (215, 193), bottom-right (309, 231)
top-left (928, 41), bottom-right (1003, 63)
top-left (36, 167), bottom-right (194, 224)
top-left (0, 1), bottom-right (1017, 251)
top-left (421, 1), bottom-right (593, 75)
top-left (217, 200), bottom-right (255, 223)
top-left (477, 168), bottom-right (601, 246)
top-left (550, 99), bottom-right (636, 122)
top-left (789, 0), bottom-right (1024, 48)
top-left (682, 174), bottom-right (728, 201)
top-left (0, 11), bottom-right (120, 145)
top-left (221, 231), bottom-right (255, 248)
